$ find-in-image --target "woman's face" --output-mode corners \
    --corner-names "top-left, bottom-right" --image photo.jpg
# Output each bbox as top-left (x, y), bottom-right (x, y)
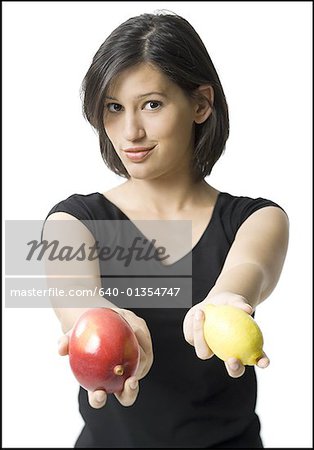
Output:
top-left (103, 63), bottom-right (197, 181)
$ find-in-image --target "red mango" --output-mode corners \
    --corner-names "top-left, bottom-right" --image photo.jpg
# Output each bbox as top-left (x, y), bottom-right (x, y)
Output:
top-left (68, 308), bottom-right (140, 393)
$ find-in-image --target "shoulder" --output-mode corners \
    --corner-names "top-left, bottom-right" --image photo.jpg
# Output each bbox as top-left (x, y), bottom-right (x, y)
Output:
top-left (217, 191), bottom-right (289, 239)
top-left (236, 204), bottom-right (289, 242)
top-left (219, 191), bottom-right (287, 218)
top-left (45, 192), bottom-right (102, 221)
top-left (43, 192), bottom-right (106, 242)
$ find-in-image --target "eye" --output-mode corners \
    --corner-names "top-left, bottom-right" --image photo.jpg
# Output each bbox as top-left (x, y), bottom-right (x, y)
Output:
top-left (106, 103), bottom-right (123, 113)
top-left (144, 101), bottom-right (162, 111)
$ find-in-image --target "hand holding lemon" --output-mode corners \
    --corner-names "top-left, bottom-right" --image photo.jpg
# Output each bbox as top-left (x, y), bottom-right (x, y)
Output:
top-left (183, 292), bottom-right (270, 378)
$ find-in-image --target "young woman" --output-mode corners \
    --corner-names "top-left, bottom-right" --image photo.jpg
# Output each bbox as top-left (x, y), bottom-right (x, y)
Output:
top-left (44, 12), bottom-right (289, 448)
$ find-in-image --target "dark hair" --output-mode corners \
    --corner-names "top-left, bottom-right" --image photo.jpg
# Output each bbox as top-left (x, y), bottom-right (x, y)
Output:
top-left (81, 12), bottom-right (229, 180)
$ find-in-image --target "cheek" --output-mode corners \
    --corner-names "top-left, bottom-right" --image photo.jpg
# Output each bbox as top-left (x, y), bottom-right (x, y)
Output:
top-left (103, 120), bottom-right (119, 147)
top-left (149, 111), bottom-right (193, 142)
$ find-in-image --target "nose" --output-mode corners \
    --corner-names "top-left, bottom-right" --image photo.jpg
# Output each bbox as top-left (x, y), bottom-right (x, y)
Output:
top-left (123, 111), bottom-right (145, 142)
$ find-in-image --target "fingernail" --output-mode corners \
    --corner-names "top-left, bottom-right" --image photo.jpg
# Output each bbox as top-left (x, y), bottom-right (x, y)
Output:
top-left (95, 392), bottom-right (105, 402)
top-left (130, 380), bottom-right (138, 390)
top-left (195, 309), bottom-right (203, 321)
top-left (230, 362), bottom-right (240, 371)
top-left (258, 359), bottom-right (269, 368)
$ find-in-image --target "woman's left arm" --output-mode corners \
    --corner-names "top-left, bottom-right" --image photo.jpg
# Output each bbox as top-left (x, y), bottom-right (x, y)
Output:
top-left (183, 206), bottom-right (289, 377)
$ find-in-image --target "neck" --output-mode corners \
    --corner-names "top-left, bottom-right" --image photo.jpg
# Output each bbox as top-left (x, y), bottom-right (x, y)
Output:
top-left (124, 173), bottom-right (212, 215)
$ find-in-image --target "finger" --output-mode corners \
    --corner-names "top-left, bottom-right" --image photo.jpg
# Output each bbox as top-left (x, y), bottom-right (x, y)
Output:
top-left (114, 311), bottom-right (153, 367)
top-left (133, 346), bottom-right (146, 379)
top-left (183, 310), bottom-right (196, 345)
top-left (256, 352), bottom-right (270, 369)
top-left (130, 328), bottom-right (153, 380)
top-left (225, 357), bottom-right (245, 378)
top-left (136, 345), bottom-right (154, 380)
top-left (88, 390), bottom-right (107, 409)
top-left (114, 377), bottom-right (139, 407)
top-left (133, 326), bottom-right (153, 358)
top-left (232, 301), bottom-right (253, 315)
top-left (193, 309), bottom-right (213, 360)
top-left (57, 335), bottom-right (69, 356)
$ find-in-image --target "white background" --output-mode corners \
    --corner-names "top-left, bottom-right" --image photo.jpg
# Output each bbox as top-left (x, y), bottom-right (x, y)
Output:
top-left (2, 1), bottom-right (312, 448)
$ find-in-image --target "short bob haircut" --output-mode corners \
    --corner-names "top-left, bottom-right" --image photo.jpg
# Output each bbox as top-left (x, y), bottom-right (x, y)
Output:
top-left (81, 12), bottom-right (229, 181)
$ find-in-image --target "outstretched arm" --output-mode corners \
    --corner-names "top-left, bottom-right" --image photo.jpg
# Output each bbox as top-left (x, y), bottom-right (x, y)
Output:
top-left (43, 212), bottom-right (153, 408)
top-left (183, 205), bottom-right (289, 376)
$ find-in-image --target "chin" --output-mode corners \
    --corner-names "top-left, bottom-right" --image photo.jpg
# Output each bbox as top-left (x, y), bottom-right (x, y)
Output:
top-left (127, 171), bottom-right (153, 181)
top-left (125, 165), bottom-right (157, 180)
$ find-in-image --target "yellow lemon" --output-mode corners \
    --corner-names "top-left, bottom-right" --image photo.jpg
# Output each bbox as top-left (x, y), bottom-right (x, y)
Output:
top-left (203, 304), bottom-right (264, 365)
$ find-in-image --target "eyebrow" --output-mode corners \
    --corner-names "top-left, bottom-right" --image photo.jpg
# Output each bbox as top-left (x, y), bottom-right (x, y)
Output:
top-left (105, 91), bottom-right (167, 101)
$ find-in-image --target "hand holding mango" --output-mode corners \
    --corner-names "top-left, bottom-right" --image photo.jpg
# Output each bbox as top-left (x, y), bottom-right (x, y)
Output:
top-left (203, 304), bottom-right (264, 366)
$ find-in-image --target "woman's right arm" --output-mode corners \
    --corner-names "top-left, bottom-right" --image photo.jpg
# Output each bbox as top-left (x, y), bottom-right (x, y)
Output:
top-left (42, 212), bottom-right (153, 408)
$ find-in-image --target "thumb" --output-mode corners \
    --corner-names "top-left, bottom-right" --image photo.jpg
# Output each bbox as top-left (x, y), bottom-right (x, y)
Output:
top-left (57, 335), bottom-right (69, 356)
top-left (232, 300), bottom-right (253, 315)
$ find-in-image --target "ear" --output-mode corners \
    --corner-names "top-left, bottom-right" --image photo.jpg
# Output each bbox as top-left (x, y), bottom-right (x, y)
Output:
top-left (193, 85), bottom-right (214, 124)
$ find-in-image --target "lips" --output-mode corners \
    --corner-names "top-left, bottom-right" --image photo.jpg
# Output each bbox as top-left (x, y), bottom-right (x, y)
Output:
top-left (123, 146), bottom-right (155, 162)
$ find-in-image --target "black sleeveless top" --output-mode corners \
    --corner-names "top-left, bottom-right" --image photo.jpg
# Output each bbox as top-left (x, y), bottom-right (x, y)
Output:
top-left (46, 191), bottom-right (282, 448)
